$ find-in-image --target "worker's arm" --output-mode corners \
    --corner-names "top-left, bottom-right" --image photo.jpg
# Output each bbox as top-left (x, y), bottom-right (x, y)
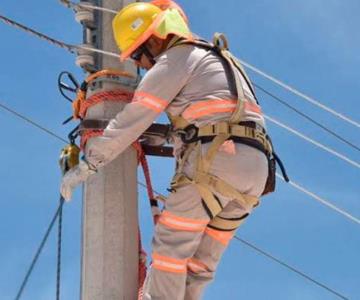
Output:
top-left (86, 46), bottom-right (195, 169)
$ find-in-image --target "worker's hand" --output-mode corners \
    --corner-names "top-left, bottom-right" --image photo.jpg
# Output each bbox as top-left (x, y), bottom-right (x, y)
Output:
top-left (60, 158), bottom-right (97, 201)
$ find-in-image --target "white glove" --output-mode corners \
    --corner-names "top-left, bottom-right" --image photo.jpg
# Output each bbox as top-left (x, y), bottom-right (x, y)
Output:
top-left (60, 159), bottom-right (97, 201)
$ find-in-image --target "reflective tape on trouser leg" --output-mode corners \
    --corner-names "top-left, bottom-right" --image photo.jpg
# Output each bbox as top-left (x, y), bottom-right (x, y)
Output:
top-left (204, 227), bottom-right (234, 246)
top-left (184, 227), bottom-right (230, 300)
top-left (142, 184), bottom-right (210, 300)
top-left (152, 253), bottom-right (187, 274)
top-left (158, 211), bottom-right (208, 232)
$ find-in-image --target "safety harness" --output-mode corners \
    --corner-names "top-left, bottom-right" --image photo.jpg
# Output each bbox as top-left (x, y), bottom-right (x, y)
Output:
top-left (167, 33), bottom-right (289, 232)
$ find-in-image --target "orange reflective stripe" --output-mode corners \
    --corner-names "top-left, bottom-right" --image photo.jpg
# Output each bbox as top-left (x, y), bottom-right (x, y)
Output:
top-left (152, 253), bottom-right (187, 274)
top-left (134, 91), bottom-right (168, 113)
top-left (205, 227), bottom-right (234, 246)
top-left (182, 99), bottom-right (262, 121)
top-left (187, 258), bottom-right (210, 274)
top-left (244, 101), bottom-right (262, 114)
top-left (159, 211), bottom-right (208, 232)
top-left (182, 99), bottom-right (236, 120)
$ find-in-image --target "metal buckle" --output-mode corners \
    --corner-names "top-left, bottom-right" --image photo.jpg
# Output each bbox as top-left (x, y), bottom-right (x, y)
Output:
top-left (180, 125), bottom-right (199, 143)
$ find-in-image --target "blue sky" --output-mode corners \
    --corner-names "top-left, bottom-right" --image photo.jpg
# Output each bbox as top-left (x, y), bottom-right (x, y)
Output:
top-left (0, 0), bottom-right (359, 299)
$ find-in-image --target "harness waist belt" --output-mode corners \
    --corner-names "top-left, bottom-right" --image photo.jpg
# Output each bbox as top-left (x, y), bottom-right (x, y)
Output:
top-left (179, 121), bottom-right (272, 154)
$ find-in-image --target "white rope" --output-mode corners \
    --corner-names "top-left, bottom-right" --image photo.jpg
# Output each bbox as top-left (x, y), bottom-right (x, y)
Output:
top-left (59, 0), bottom-right (117, 14)
top-left (75, 45), bottom-right (120, 58)
top-left (241, 61), bottom-right (360, 129)
top-left (276, 174), bottom-right (360, 226)
top-left (265, 115), bottom-right (360, 169)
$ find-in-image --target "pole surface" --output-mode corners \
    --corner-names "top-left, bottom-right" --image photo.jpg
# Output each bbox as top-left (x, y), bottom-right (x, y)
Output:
top-left (80, 1), bottom-right (139, 299)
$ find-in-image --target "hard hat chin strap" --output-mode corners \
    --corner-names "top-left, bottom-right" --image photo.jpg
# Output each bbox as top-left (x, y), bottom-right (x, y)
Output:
top-left (142, 44), bottom-right (157, 66)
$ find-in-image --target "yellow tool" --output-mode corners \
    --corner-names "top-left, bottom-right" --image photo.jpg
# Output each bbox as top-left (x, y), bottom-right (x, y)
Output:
top-left (59, 143), bottom-right (80, 175)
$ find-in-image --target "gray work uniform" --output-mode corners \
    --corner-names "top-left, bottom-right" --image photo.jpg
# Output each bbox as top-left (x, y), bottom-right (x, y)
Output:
top-left (86, 43), bottom-right (268, 300)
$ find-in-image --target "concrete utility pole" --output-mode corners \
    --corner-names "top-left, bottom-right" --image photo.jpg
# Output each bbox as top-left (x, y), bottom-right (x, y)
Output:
top-left (75, 1), bottom-right (139, 299)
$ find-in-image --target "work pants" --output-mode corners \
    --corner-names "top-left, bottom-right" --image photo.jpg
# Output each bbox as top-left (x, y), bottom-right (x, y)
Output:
top-left (142, 144), bottom-right (268, 300)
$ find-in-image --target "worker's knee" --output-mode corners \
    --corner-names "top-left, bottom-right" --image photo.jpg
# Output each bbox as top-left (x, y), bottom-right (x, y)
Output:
top-left (187, 257), bottom-right (215, 279)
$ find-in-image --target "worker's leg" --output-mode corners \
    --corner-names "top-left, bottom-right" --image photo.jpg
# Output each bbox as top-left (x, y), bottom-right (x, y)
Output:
top-left (184, 200), bottom-right (250, 300)
top-left (142, 184), bottom-right (210, 300)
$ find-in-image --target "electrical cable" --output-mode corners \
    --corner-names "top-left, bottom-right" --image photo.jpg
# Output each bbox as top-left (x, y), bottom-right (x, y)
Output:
top-left (276, 174), bottom-right (360, 225)
top-left (0, 14), bottom-right (119, 59)
top-left (1, 100), bottom-right (358, 226)
top-left (0, 5), bottom-right (354, 299)
top-left (233, 236), bottom-right (349, 300)
top-left (138, 183), bottom-right (349, 300)
top-left (254, 83), bottom-right (360, 152)
top-left (14, 197), bottom-right (65, 300)
top-left (0, 100), bottom-right (68, 144)
top-left (240, 60), bottom-right (360, 129)
top-left (2, 10), bottom-right (359, 132)
top-left (265, 115), bottom-right (360, 170)
top-left (2, 100), bottom-right (355, 298)
top-left (56, 198), bottom-right (63, 300)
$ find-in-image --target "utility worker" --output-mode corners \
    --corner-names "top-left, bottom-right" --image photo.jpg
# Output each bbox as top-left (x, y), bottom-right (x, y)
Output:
top-left (61, 1), bottom-right (276, 299)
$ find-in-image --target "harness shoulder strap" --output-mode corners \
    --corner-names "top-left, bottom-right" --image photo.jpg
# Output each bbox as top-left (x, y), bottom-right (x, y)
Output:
top-left (172, 34), bottom-right (257, 124)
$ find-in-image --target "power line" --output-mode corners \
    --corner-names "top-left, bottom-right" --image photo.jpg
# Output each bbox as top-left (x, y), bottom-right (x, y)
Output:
top-left (1, 100), bottom-right (359, 226)
top-left (0, 14), bottom-right (119, 59)
top-left (1, 6), bottom-right (354, 299)
top-left (2, 10), bottom-right (359, 133)
top-left (1, 98), bottom-right (355, 298)
top-left (241, 60), bottom-right (360, 129)
top-left (265, 115), bottom-right (360, 170)
top-left (0, 14), bottom-right (74, 53)
top-left (276, 174), bottom-right (360, 225)
top-left (0, 101), bottom-right (68, 144)
top-left (3, 14), bottom-right (359, 170)
top-left (138, 184), bottom-right (349, 300)
top-left (233, 236), bottom-right (349, 300)
top-left (255, 83), bottom-right (360, 152)
top-left (14, 198), bottom-right (65, 300)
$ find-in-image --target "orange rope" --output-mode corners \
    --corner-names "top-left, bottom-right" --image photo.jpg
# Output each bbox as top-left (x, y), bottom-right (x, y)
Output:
top-left (76, 71), bottom-right (161, 297)
top-left (72, 69), bottom-right (134, 120)
top-left (78, 89), bottom-right (133, 119)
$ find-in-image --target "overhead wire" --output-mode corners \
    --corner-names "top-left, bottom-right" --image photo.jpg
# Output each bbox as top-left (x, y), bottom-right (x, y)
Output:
top-left (0, 7), bottom-right (356, 298)
top-left (2, 14), bottom-right (359, 170)
top-left (276, 174), bottom-right (360, 225)
top-left (14, 198), bottom-right (65, 300)
top-left (0, 14), bottom-right (119, 59)
top-left (240, 60), bottom-right (360, 129)
top-left (1, 9), bottom-right (359, 132)
top-left (265, 115), bottom-right (360, 170)
top-left (254, 83), bottom-right (360, 153)
top-left (1, 98), bottom-right (359, 225)
top-left (0, 101), bottom-right (68, 144)
top-left (138, 184), bottom-right (349, 300)
top-left (266, 114), bottom-right (360, 168)
top-left (233, 236), bottom-right (349, 300)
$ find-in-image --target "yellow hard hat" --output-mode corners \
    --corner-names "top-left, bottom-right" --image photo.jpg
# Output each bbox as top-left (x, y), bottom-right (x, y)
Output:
top-left (112, 2), bottom-right (193, 61)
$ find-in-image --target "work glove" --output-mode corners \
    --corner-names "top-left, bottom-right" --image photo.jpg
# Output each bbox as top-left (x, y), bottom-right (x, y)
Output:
top-left (60, 158), bottom-right (97, 201)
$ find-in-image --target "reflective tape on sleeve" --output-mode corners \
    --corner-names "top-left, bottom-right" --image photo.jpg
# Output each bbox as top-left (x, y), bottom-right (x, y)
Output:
top-left (133, 91), bottom-right (169, 113)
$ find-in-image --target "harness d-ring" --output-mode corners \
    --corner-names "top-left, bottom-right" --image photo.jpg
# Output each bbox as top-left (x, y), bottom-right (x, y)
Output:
top-left (213, 32), bottom-right (229, 50)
